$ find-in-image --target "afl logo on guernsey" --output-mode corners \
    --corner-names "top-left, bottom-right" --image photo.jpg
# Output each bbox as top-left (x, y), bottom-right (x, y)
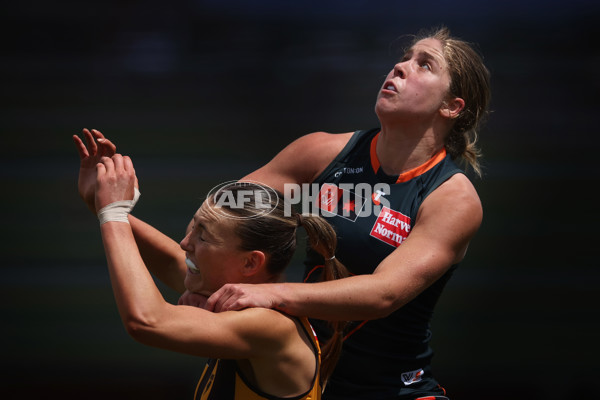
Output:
top-left (370, 206), bottom-right (411, 248)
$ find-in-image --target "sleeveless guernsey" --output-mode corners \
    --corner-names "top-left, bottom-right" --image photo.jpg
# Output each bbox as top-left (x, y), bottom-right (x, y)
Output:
top-left (194, 317), bottom-right (322, 400)
top-left (304, 128), bottom-right (463, 398)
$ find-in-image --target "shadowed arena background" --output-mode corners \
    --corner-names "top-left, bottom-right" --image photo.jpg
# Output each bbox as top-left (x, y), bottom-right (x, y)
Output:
top-left (1, 1), bottom-right (598, 399)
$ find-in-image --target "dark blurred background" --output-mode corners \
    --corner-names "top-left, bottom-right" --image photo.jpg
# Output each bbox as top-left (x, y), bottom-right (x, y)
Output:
top-left (1, 1), bottom-right (598, 399)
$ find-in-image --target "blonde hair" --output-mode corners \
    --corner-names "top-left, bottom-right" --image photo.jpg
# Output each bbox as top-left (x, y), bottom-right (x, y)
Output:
top-left (413, 27), bottom-right (491, 176)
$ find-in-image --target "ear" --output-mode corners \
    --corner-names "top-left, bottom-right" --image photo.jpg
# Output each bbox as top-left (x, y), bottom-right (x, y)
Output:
top-left (240, 250), bottom-right (267, 277)
top-left (440, 97), bottom-right (465, 119)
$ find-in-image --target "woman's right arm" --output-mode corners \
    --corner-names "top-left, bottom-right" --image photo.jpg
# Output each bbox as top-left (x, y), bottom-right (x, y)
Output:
top-left (74, 129), bottom-right (349, 294)
top-left (128, 216), bottom-right (187, 294)
top-left (74, 129), bottom-right (187, 293)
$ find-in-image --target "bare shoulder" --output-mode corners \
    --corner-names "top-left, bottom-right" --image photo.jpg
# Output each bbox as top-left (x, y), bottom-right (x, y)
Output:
top-left (232, 308), bottom-right (308, 357)
top-left (235, 308), bottom-right (300, 341)
top-left (423, 173), bottom-right (481, 213)
top-left (295, 130), bottom-right (354, 149)
top-left (291, 131), bottom-right (355, 178)
top-left (243, 131), bottom-right (354, 190)
top-left (236, 308), bottom-right (316, 396)
top-left (416, 173), bottom-right (483, 245)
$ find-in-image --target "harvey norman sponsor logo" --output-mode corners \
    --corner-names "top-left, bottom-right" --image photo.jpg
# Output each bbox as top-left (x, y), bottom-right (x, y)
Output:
top-left (370, 206), bottom-right (411, 248)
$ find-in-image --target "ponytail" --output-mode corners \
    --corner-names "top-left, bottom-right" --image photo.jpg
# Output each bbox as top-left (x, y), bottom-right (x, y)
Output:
top-left (296, 213), bottom-right (349, 388)
top-left (210, 182), bottom-right (348, 387)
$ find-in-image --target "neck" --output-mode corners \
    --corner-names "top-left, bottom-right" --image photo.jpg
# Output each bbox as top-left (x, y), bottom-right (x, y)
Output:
top-left (377, 118), bottom-right (447, 175)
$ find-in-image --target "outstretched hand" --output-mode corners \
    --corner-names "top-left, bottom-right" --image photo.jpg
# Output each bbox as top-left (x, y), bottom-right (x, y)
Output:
top-left (95, 154), bottom-right (137, 212)
top-left (205, 283), bottom-right (281, 313)
top-left (72, 129), bottom-right (117, 213)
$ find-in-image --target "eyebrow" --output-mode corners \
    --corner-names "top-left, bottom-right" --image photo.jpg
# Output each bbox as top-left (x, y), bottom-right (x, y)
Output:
top-left (192, 215), bottom-right (217, 240)
top-left (403, 49), bottom-right (443, 68)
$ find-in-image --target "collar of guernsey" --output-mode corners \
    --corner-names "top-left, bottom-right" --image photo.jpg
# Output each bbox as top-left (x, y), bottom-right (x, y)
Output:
top-left (369, 131), bottom-right (447, 184)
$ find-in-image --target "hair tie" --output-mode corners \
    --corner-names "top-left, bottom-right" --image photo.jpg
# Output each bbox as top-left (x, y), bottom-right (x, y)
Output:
top-left (295, 213), bottom-right (303, 227)
top-left (327, 255), bottom-right (335, 261)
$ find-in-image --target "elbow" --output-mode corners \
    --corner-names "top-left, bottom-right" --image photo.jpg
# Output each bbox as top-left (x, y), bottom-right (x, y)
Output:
top-left (122, 312), bottom-right (160, 344)
top-left (355, 288), bottom-right (400, 319)
top-left (351, 278), bottom-right (406, 319)
top-left (371, 294), bottom-right (400, 319)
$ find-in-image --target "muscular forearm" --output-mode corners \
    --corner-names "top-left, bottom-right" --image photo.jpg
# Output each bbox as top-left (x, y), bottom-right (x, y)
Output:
top-left (128, 215), bottom-right (187, 293)
top-left (273, 274), bottom-right (402, 321)
top-left (101, 222), bottom-right (169, 330)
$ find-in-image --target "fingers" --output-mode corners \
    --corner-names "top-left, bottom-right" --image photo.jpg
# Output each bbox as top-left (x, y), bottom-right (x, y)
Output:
top-left (95, 160), bottom-right (107, 177)
top-left (205, 287), bottom-right (223, 312)
top-left (109, 154), bottom-right (136, 179)
top-left (93, 129), bottom-right (117, 158)
top-left (72, 135), bottom-right (89, 160)
top-left (96, 154), bottom-right (136, 175)
top-left (122, 155), bottom-right (135, 174)
top-left (111, 153), bottom-right (124, 172)
top-left (82, 128), bottom-right (98, 155)
top-left (97, 155), bottom-right (115, 175)
top-left (90, 129), bottom-right (105, 141)
top-left (100, 138), bottom-right (117, 156)
top-left (74, 128), bottom-right (117, 160)
top-left (206, 285), bottom-right (246, 312)
top-left (178, 291), bottom-right (209, 308)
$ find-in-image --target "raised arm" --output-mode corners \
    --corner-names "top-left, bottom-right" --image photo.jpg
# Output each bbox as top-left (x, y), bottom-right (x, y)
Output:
top-left (126, 130), bottom-right (349, 293)
top-left (95, 155), bottom-right (302, 360)
top-left (127, 215), bottom-right (187, 293)
top-left (207, 173), bottom-right (482, 321)
top-left (242, 131), bottom-right (352, 191)
top-left (73, 129), bottom-right (187, 293)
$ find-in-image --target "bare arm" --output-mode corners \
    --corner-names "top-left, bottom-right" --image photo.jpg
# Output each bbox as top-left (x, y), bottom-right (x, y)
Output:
top-left (95, 155), bottom-right (301, 359)
top-left (73, 129), bottom-right (187, 293)
top-left (102, 221), bottom-right (300, 359)
top-left (207, 174), bottom-right (483, 321)
top-left (242, 131), bottom-right (352, 191)
top-left (128, 215), bottom-right (187, 293)
top-left (126, 130), bottom-right (350, 293)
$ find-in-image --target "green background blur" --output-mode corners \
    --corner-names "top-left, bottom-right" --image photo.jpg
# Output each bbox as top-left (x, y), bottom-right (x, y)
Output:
top-left (1, 1), bottom-right (598, 399)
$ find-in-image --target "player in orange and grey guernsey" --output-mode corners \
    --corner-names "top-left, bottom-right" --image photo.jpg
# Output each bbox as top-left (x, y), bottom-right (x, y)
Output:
top-left (205, 27), bottom-right (491, 400)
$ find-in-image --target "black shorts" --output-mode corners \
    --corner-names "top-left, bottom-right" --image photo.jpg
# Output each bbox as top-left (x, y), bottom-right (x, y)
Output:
top-left (322, 366), bottom-right (448, 400)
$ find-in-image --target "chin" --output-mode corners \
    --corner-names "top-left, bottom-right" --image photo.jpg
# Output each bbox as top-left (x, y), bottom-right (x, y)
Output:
top-left (375, 104), bottom-right (399, 122)
top-left (184, 275), bottom-right (205, 292)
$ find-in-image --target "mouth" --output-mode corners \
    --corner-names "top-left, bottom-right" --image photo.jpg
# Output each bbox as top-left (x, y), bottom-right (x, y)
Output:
top-left (185, 258), bottom-right (200, 274)
top-left (382, 81), bottom-right (398, 93)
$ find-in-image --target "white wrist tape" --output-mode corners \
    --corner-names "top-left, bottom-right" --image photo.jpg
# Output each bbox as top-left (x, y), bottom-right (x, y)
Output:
top-left (98, 188), bottom-right (141, 225)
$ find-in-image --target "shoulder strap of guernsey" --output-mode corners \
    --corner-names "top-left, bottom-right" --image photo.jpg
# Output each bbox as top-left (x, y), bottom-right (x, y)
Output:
top-left (312, 129), bottom-right (377, 184)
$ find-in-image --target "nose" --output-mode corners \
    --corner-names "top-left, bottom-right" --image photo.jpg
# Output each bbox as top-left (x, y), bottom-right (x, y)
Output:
top-left (180, 232), bottom-right (192, 251)
top-left (393, 61), bottom-right (408, 79)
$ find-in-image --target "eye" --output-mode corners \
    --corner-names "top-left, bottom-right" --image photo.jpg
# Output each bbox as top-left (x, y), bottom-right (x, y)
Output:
top-left (420, 62), bottom-right (432, 71)
top-left (196, 227), bottom-right (208, 242)
top-left (188, 222), bottom-right (207, 242)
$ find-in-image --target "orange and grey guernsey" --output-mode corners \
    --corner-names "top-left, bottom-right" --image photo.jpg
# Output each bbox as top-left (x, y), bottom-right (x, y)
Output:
top-left (194, 317), bottom-right (322, 400)
top-left (304, 128), bottom-right (461, 399)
